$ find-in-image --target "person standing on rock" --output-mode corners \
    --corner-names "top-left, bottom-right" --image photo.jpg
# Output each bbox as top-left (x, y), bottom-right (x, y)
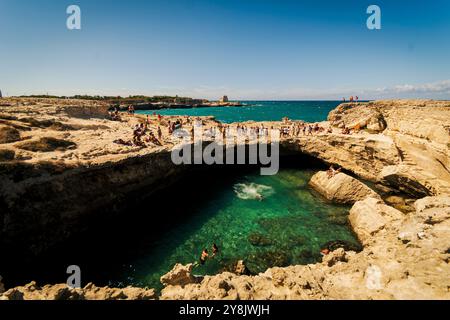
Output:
top-left (157, 126), bottom-right (162, 140)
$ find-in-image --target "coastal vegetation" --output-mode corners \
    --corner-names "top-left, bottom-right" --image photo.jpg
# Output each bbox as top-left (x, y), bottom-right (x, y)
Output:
top-left (20, 94), bottom-right (204, 105)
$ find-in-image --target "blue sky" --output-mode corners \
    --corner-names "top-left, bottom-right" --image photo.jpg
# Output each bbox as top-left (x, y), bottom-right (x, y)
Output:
top-left (0, 0), bottom-right (449, 100)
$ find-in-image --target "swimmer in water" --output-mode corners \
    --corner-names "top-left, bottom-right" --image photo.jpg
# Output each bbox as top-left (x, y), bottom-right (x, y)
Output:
top-left (199, 249), bottom-right (209, 265)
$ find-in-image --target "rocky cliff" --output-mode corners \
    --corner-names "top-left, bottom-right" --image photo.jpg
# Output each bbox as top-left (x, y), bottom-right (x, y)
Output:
top-left (0, 98), bottom-right (449, 300)
top-left (285, 100), bottom-right (450, 197)
top-left (157, 195), bottom-right (449, 300)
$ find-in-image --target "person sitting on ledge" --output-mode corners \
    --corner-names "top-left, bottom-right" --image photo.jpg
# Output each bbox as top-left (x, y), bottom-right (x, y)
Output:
top-left (113, 138), bottom-right (133, 146)
top-left (327, 165), bottom-right (342, 179)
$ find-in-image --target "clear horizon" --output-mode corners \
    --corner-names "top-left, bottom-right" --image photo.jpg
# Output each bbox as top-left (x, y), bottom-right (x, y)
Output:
top-left (1, 0), bottom-right (450, 100)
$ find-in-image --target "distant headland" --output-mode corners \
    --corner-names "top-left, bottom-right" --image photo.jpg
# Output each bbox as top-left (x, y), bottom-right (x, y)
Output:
top-left (16, 94), bottom-right (245, 110)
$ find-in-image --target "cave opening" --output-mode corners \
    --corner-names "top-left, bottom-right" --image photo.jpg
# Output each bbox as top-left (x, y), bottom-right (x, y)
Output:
top-left (1, 151), bottom-right (361, 290)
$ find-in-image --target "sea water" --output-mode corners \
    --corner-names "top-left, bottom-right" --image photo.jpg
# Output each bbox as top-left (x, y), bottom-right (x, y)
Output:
top-left (2, 102), bottom-right (361, 290)
top-left (136, 101), bottom-right (342, 123)
top-left (115, 169), bottom-right (360, 290)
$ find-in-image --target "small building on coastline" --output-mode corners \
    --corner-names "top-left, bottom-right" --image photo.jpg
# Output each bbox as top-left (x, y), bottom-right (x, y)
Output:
top-left (219, 95), bottom-right (229, 103)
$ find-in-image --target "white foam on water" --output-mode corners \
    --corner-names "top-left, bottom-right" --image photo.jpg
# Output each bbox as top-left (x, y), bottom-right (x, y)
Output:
top-left (233, 183), bottom-right (275, 200)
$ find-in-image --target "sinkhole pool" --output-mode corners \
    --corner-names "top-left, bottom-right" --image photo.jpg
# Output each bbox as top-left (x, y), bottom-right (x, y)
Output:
top-left (110, 168), bottom-right (360, 289)
top-left (3, 166), bottom-right (361, 291)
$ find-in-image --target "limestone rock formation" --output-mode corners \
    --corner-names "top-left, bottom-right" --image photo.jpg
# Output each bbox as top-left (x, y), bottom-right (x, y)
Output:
top-left (160, 263), bottom-right (198, 287)
top-left (0, 281), bottom-right (156, 300)
top-left (309, 171), bottom-right (381, 204)
top-left (159, 196), bottom-right (449, 300)
top-left (414, 196), bottom-right (450, 225)
top-left (328, 103), bottom-right (386, 133)
top-left (1, 98), bottom-right (450, 300)
top-left (288, 100), bottom-right (450, 197)
top-left (0, 125), bottom-right (21, 144)
top-left (349, 197), bottom-right (404, 246)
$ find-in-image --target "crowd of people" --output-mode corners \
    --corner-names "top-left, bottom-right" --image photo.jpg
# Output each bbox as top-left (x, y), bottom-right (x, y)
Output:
top-left (108, 106), bottom-right (122, 121)
top-left (279, 121), bottom-right (333, 138)
top-left (342, 95), bottom-right (359, 102)
top-left (110, 107), bottom-right (360, 149)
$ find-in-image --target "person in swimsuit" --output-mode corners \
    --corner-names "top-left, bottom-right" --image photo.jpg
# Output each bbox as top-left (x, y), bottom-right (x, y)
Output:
top-left (200, 249), bottom-right (209, 265)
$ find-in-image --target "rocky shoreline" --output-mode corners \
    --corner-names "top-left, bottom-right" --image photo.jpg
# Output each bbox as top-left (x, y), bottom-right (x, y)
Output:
top-left (0, 98), bottom-right (449, 300)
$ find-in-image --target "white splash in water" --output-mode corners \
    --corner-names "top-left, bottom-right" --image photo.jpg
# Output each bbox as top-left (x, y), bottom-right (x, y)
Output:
top-left (233, 183), bottom-right (275, 201)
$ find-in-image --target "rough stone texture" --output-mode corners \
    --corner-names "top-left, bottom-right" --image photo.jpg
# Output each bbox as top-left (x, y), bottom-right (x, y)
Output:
top-left (309, 171), bottom-right (381, 204)
top-left (160, 263), bottom-right (197, 287)
top-left (158, 196), bottom-right (449, 300)
top-left (287, 100), bottom-right (450, 197)
top-left (328, 103), bottom-right (386, 133)
top-left (414, 196), bottom-right (450, 225)
top-left (349, 197), bottom-right (405, 246)
top-left (0, 98), bottom-right (218, 257)
top-left (0, 125), bottom-right (21, 144)
top-left (0, 281), bottom-right (156, 300)
top-left (1, 99), bottom-right (450, 300)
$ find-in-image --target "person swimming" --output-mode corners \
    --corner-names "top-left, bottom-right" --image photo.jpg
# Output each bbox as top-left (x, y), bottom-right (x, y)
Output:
top-left (199, 249), bottom-right (209, 265)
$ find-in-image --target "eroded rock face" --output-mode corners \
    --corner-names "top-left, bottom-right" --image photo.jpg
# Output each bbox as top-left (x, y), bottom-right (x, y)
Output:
top-left (349, 197), bottom-right (404, 246)
top-left (286, 100), bottom-right (450, 197)
top-left (0, 126), bottom-right (21, 144)
top-left (158, 196), bottom-right (450, 300)
top-left (414, 196), bottom-right (450, 225)
top-left (1, 99), bottom-right (449, 300)
top-left (309, 171), bottom-right (381, 204)
top-left (0, 282), bottom-right (156, 300)
top-left (328, 103), bottom-right (386, 133)
top-left (160, 263), bottom-right (197, 287)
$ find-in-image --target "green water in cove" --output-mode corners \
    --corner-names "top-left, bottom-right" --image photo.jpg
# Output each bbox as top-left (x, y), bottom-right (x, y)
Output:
top-left (136, 101), bottom-right (342, 123)
top-left (111, 168), bottom-right (359, 290)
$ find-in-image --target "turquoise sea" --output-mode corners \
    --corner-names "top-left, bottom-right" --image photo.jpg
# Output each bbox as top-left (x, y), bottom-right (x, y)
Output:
top-left (136, 101), bottom-right (342, 123)
top-left (111, 168), bottom-right (360, 290)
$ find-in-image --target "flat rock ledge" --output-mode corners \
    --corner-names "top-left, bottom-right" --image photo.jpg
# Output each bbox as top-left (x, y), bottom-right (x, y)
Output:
top-left (309, 171), bottom-right (381, 204)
